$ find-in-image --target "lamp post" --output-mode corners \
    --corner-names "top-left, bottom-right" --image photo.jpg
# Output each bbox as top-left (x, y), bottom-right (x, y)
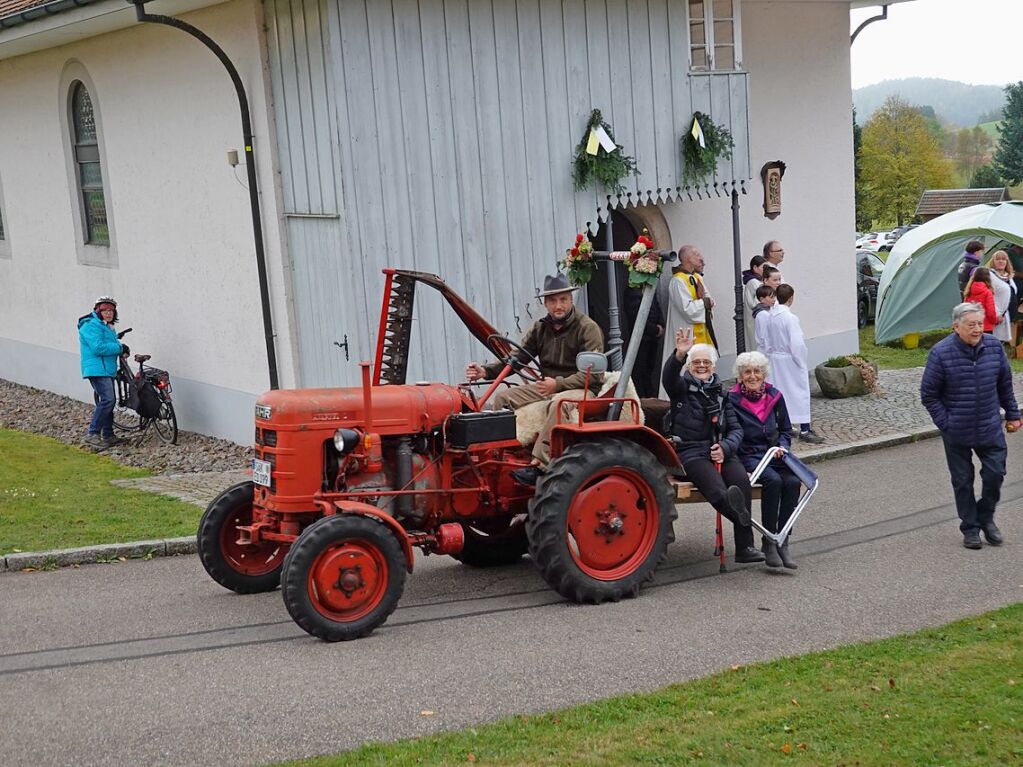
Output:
top-left (128, 0), bottom-right (280, 390)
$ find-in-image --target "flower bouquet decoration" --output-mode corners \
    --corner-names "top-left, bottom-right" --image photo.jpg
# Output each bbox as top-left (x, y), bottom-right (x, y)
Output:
top-left (621, 234), bottom-right (662, 288)
top-left (562, 233), bottom-right (595, 286)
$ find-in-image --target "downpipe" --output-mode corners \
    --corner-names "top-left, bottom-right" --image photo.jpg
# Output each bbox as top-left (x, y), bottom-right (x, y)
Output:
top-left (128, 0), bottom-right (280, 390)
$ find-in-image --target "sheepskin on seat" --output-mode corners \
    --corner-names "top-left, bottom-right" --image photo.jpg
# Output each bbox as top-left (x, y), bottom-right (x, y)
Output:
top-left (514, 371), bottom-right (645, 446)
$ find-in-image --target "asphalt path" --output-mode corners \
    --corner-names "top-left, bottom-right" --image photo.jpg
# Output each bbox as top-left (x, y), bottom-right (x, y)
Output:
top-left (2, 438), bottom-right (1022, 766)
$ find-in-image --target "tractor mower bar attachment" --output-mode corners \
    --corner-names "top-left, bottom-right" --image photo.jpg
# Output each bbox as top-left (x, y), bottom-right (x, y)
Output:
top-left (374, 270), bottom-right (514, 384)
top-left (746, 450), bottom-right (819, 545)
top-left (375, 271), bottom-right (416, 385)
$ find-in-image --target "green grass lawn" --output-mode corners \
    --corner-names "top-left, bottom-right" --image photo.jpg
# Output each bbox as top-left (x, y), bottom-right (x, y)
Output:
top-left (283, 603), bottom-right (1023, 766)
top-left (858, 325), bottom-right (1023, 372)
top-left (0, 428), bottom-right (204, 555)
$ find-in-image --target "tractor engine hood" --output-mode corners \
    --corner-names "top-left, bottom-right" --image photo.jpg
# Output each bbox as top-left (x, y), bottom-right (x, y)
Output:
top-left (255, 384), bottom-right (465, 435)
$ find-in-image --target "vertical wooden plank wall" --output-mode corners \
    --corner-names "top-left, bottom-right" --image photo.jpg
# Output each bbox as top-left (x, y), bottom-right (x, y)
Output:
top-left (266, 0), bottom-right (751, 384)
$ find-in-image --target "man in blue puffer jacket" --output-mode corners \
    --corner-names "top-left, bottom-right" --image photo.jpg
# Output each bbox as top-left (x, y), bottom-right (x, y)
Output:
top-left (920, 302), bottom-right (1021, 549)
top-left (78, 296), bottom-right (128, 450)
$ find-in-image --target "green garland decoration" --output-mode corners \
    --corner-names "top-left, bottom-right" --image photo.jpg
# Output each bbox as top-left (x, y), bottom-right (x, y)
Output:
top-left (681, 111), bottom-right (735, 186)
top-left (572, 109), bottom-right (639, 194)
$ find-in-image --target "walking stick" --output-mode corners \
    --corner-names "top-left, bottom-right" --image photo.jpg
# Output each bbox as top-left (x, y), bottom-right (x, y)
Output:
top-left (711, 412), bottom-right (727, 573)
top-left (714, 463), bottom-right (727, 573)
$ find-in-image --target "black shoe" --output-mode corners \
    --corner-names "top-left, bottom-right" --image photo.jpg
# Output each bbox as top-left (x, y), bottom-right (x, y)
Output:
top-left (778, 539), bottom-right (798, 570)
top-left (763, 539), bottom-right (783, 568)
top-left (103, 435), bottom-right (127, 447)
top-left (83, 434), bottom-right (107, 450)
top-left (798, 429), bottom-right (825, 444)
top-left (981, 523), bottom-right (1004, 546)
top-left (511, 466), bottom-right (542, 487)
top-left (963, 530), bottom-right (983, 550)
top-left (726, 486), bottom-right (752, 527)
top-left (735, 546), bottom-right (766, 564)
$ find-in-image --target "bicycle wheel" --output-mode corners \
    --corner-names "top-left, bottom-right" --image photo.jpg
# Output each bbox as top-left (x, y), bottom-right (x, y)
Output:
top-left (152, 399), bottom-right (178, 445)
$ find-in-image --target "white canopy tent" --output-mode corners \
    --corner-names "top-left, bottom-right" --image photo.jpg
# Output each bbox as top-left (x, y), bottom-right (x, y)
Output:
top-left (874, 201), bottom-right (1023, 343)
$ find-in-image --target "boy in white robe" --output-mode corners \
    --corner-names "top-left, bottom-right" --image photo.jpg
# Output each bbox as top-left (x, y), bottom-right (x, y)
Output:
top-left (765, 284), bottom-right (824, 444)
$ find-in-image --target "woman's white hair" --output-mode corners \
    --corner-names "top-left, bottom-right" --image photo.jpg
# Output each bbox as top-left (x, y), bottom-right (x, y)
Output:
top-left (685, 343), bottom-right (719, 371)
top-left (734, 351), bottom-right (770, 378)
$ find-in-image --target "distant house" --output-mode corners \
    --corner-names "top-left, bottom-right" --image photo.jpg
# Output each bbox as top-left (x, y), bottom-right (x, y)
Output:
top-left (0, 0), bottom-right (877, 443)
top-left (915, 188), bottom-right (1011, 222)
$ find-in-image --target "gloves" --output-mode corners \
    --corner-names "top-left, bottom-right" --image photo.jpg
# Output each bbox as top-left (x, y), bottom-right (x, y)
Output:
top-left (120, 344), bottom-right (130, 356)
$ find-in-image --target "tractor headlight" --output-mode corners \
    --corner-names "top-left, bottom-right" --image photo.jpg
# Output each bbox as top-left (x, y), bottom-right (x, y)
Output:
top-left (333, 428), bottom-right (361, 454)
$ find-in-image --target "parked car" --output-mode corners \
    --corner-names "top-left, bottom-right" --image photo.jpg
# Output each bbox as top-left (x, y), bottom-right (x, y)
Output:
top-left (857, 231), bottom-right (891, 253)
top-left (888, 224), bottom-right (919, 244)
top-left (857, 249), bottom-right (885, 328)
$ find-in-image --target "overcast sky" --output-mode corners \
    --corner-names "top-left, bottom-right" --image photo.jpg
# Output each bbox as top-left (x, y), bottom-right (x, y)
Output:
top-left (851, 0), bottom-right (1023, 89)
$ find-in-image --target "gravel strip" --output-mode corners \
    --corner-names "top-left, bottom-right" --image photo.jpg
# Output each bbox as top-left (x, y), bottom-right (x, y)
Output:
top-left (0, 378), bottom-right (251, 473)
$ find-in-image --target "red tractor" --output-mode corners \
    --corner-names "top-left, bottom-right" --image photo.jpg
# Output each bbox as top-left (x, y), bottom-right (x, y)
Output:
top-left (198, 267), bottom-right (683, 641)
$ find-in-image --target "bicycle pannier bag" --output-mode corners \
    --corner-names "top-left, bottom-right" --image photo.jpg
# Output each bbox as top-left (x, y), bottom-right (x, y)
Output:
top-left (136, 381), bottom-right (163, 419)
top-left (125, 378), bottom-right (142, 413)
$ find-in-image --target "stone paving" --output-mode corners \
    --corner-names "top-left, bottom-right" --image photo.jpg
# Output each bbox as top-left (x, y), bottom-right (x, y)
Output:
top-left (110, 470), bottom-right (249, 506)
top-left (110, 366), bottom-right (1023, 509)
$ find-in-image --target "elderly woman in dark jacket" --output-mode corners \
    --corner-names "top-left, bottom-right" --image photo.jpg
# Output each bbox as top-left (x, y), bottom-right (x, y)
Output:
top-left (662, 329), bottom-right (764, 564)
top-left (728, 351), bottom-right (800, 569)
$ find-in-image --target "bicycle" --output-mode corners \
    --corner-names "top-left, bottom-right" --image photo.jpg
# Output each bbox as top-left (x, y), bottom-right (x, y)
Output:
top-left (108, 327), bottom-right (179, 445)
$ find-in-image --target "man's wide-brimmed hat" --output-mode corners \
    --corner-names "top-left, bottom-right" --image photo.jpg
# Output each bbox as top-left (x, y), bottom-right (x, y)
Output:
top-left (536, 273), bottom-right (579, 298)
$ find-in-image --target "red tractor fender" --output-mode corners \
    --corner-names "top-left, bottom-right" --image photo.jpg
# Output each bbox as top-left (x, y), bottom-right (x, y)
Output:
top-left (550, 422), bottom-right (681, 470)
top-left (332, 501), bottom-right (415, 573)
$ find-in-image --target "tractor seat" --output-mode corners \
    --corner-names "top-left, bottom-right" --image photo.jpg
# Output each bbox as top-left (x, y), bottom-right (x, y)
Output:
top-left (134, 354), bottom-right (152, 363)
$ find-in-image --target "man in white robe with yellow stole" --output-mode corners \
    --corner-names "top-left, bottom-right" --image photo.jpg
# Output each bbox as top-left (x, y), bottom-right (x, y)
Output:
top-left (660, 245), bottom-right (715, 398)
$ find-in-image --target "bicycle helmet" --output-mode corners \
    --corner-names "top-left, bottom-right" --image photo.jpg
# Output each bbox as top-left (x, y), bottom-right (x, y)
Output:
top-left (94, 296), bottom-right (119, 324)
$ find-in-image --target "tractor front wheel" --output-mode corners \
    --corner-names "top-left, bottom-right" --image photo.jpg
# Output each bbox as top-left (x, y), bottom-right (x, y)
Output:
top-left (451, 517), bottom-right (528, 567)
top-left (281, 515), bottom-right (407, 642)
top-left (527, 440), bottom-right (676, 604)
top-left (197, 481), bottom-right (287, 593)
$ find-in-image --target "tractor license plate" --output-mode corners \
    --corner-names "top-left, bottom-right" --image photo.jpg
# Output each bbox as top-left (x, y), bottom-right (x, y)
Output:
top-left (252, 458), bottom-right (272, 487)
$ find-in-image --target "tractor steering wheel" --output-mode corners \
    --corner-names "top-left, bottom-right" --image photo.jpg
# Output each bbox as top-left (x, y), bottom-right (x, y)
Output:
top-left (486, 334), bottom-right (545, 383)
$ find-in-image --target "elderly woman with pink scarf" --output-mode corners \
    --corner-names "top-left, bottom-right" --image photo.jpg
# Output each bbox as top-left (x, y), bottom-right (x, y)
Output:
top-left (727, 351), bottom-right (800, 570)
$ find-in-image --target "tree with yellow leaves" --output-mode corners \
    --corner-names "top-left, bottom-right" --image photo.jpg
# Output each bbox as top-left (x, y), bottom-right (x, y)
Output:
top-left (859, 95), bottom-right (954, 227)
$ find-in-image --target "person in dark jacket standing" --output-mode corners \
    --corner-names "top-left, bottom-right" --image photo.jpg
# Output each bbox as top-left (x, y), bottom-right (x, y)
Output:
top-left (78, 296), bottom-right (129, 450)
top-left (957, 240), bottom-right (986, 295)
top-left (662, 328), bottom-right (764, 563)
top-left (623, 284), bottom-right (664, 398)
top-left (728, 351), bottom-right (800, 569)
top-left (920, 302), bottom-right (1022, 549)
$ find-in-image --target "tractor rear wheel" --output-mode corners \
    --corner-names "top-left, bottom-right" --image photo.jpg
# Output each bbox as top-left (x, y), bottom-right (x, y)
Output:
top-left (451, 517), bottom-right (528, 567)
top-left (527, 439), bottom-right (676, 604)
top-left (281, 515), bottom-right (406, 642)
top-left (197, 481), bottom-right (287, 593)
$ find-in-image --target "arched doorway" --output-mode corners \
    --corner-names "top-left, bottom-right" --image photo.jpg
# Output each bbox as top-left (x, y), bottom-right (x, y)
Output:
top-left (588, 206), bottom-right (671, 398)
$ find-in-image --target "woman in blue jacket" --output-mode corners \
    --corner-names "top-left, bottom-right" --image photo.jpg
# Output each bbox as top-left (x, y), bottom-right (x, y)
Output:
top-left (728, 351), bottom-right (800, 569)
top-left (78, 297), bottom-right (126, 449)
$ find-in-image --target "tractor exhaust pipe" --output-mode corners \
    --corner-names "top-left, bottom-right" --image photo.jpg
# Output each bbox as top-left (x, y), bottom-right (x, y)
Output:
top-left (395, 436), bottom-right (413, 518)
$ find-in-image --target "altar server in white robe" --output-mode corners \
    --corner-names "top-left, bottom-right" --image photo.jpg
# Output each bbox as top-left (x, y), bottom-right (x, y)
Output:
top-left (765, 284), bottom-right (824, 444)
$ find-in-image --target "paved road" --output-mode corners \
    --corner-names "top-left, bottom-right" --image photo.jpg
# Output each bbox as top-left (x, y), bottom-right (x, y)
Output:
top-left (3, 438), bottom-right (1022, 766)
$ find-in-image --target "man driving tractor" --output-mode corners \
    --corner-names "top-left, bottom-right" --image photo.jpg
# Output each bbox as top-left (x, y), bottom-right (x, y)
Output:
top-left (465, 273), bottom-right (604, 486)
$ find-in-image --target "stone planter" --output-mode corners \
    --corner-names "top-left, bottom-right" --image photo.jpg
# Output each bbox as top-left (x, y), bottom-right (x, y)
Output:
top-left (814, 361), bottom-right (878, 399)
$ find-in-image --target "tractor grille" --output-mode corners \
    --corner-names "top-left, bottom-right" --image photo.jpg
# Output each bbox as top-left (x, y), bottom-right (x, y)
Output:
top-left (255, 428), bottom-right (278, 447)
